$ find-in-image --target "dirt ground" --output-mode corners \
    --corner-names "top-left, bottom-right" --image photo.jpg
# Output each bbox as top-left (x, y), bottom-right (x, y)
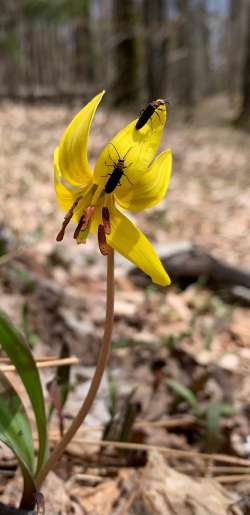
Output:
top-left (0, 94), bottom-right (250, 514)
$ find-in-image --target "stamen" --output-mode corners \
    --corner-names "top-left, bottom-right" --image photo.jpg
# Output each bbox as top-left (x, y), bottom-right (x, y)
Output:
top-left (56, 197), bottom-right (81, 241)
top-left (98, 224), bottom-right (112, 256)
top-left (91, 184), bottom-right (104, 206)
top-left (73, 213), bottom-right (86, 240)
top-left (73, 205), bottom-right (95, 240)
top-left (102, 207), bottom-right (111, 234)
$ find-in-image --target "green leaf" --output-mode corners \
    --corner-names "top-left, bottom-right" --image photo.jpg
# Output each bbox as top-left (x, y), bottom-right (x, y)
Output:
top-left (21, 302), bottom-right (38, 349)
top-left (0, 310), bottom-right (48, 475)
top-left (0, 371), bottom-right (35, 474)
top-left (166, 379), bottom-right (198, 411)
top-left (205, 402), bottom-right (225, 453)
top-left (0, 370), bottom-right (36, 506)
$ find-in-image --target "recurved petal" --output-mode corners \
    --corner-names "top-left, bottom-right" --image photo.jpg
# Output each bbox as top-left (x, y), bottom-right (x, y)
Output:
top-left (92, 206), bottom-right (170, 286)
top-left (58, 90), bottom-right (105, 186)
top-left (54, 148), bottom-right (93, 222)
top-left (115, 150), bottom-right (172, 212)
top-left (93, 102), bottom-right (167, 190)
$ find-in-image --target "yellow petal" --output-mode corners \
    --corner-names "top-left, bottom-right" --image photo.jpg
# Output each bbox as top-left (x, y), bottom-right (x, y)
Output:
top-left (93, 101), bottom-right (167, 191)
top-left (58, 90), bottom-right (105, 186)
top-left (115, 150), bottom-right (172, 212)
top-left (54, 148), bottom-right (93, 221)
top-left (92, 206), bottom-right (170, 286)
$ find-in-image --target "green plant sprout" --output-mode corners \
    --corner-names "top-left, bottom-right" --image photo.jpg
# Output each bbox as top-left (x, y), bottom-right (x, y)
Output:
top-left (166, 378), bottom-right (236, 453)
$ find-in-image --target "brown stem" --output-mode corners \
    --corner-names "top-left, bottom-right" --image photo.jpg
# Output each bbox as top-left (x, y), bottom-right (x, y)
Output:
top-left (36, 250), bottom-right (115, 488)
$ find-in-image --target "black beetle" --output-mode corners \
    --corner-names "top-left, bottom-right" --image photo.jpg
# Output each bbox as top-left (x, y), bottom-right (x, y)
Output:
top-left (136, 98), bottom-right (168, 130)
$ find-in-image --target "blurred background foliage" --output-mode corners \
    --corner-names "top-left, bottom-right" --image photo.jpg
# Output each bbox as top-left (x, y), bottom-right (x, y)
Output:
top-left (0, 0), bottom-right (249, 126)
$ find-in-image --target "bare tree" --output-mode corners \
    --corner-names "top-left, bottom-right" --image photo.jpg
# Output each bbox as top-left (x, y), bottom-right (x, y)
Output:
top-left (112, 0), bottom-right (138, 106)
top-left (194, 0), bottom-right (211, 99)
top-left (74, 1), bottom-right (94, 84)
top-left (175, 0), bottom-right (195, 114)
top-left (228, 0), bottom-right (244, 100)
top-left (237, 0), bottom-right (250, 129)
top-left (143, 0), bottom-right (169, 101)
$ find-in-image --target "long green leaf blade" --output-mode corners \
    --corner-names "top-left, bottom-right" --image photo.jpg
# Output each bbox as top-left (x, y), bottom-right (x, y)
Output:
top-left (166, 378), bottom-right (198, 411)
top-left (0, 310), bottom-right (48, 474)
top-left (0, 370), bottom-right (35, 474)
top-left (0, 370), bottom-right (37, 509)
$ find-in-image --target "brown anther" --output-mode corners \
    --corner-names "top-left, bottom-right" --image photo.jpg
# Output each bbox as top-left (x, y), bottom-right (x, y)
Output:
top-left (73, 213), bottom-right (87, 239)
top-left (73, 205), bottom-right (95, 240)
top-left (102, 207), bottom-right (111, 234)
top-left (98, 224), bottom-right (112, 256)
top-left (56, 197), bottom-right (81, 242)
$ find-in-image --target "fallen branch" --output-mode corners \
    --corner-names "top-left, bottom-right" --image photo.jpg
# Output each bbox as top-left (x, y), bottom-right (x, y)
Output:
top-left (129, 241), bottom-right (250, 304)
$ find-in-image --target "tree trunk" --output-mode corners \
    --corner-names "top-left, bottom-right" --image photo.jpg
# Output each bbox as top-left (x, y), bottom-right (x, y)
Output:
top-left (176, 0), bottom-right (195, 116)
top-left (237, 0), bottom-right (250, 129)
top-left (112, 0), bottom-right (138, 107)
top-left (228, 0), bottom-right (245, 101)
top-left (143, 0), bottom-right (169, 101)
top-left (194, 0), bottom-right (211, 100)
top-left (74, 1), bottom-right (94, 86)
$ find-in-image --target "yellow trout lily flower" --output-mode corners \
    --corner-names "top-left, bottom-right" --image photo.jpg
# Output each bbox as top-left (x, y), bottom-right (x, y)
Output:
top-left (54, 91), bottom-right (172, 286)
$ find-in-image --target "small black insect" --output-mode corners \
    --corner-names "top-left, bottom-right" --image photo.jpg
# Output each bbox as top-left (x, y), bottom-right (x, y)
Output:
top-left (104, 144), bottom-right (133, 194)
top-left (135, 98), bottom-right (168, 130)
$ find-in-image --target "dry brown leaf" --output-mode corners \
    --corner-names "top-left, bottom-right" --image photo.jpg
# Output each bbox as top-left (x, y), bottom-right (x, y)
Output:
top-left (71, 479), bottom-right (120, 515)
top-left (138, 451), bottom-right (235, 515)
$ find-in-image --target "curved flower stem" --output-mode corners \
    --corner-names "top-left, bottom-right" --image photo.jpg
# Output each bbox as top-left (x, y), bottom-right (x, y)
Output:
top-left (36, 249), bottom-right (114, 488)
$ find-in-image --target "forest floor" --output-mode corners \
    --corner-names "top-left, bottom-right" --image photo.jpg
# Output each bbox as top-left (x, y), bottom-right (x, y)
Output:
top-left (0, 94), bottom-right (250, 514)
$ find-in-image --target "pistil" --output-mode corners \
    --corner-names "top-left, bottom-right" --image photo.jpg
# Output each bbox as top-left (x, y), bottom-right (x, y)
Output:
top-left (102, 207), bottom-right (111, 234)
top-left (98, 224), bottom-right (112, 255)
top-left (74, 205), bottom-right (95, 243)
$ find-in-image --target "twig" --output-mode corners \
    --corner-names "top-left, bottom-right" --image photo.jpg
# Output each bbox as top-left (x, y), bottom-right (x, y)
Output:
top-left (0, 356), bottom-right (79, 372)
top-left (43, 415), bottom-right (196, 439)
top-left (212, 466), bottom-right (250, 474)
top-left (0, 356), bottom-right (58, 363)
top-left (136, 415), bottom-right (196, 429)
top-left (67, 473), bottom-right (104, 485)
top-left (44, 436), bottom-right (250, 467)
top-left (216, 474), bottom-right (250, 483)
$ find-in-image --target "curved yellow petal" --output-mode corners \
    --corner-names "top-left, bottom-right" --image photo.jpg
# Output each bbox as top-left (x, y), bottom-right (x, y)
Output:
top-left (54, 148), bottom-right (93, 222)
top-left (93, 101), bottom-right (167, 191)
top-left (115, 150), bottom-right (172, 212)
top-left (92, 206), bottom-right (170, 286)
top-left (58, 90), bottom-right (105, 187)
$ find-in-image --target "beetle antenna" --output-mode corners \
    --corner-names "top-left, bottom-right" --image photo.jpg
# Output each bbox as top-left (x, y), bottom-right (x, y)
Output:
top-left (124, 146), bottom-right (133, 159)
top-left (109, 142), bottom-right (120, 160)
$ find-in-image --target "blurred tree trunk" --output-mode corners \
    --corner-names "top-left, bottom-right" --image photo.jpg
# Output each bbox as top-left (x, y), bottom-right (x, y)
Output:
top-left (237, 0), bottom-right (250, 129)
top-left (228, 0), bottom-right (243, 100)
top-left (176, 0), bottom-right (195, 115)
top-left (74, 1), bottom-right (94, 85)
top-left (143, 0), bottom-right (169, 101)
top-left (112, 0), bottom-right (138, 107)
top-left (194, 0), bottom-right (211, 99)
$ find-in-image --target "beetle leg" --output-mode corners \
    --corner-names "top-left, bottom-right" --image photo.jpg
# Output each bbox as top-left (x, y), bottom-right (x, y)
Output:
top-left (124, 174), bottom-right (133, 186)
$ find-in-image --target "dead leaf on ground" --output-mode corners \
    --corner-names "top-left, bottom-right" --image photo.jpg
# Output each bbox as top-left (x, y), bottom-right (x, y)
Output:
top-left (138, 451), bottom-right (235, 515)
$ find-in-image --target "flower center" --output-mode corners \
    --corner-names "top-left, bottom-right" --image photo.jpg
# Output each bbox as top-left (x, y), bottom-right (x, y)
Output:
top-left (56, 185), bottom-right (114, 255)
